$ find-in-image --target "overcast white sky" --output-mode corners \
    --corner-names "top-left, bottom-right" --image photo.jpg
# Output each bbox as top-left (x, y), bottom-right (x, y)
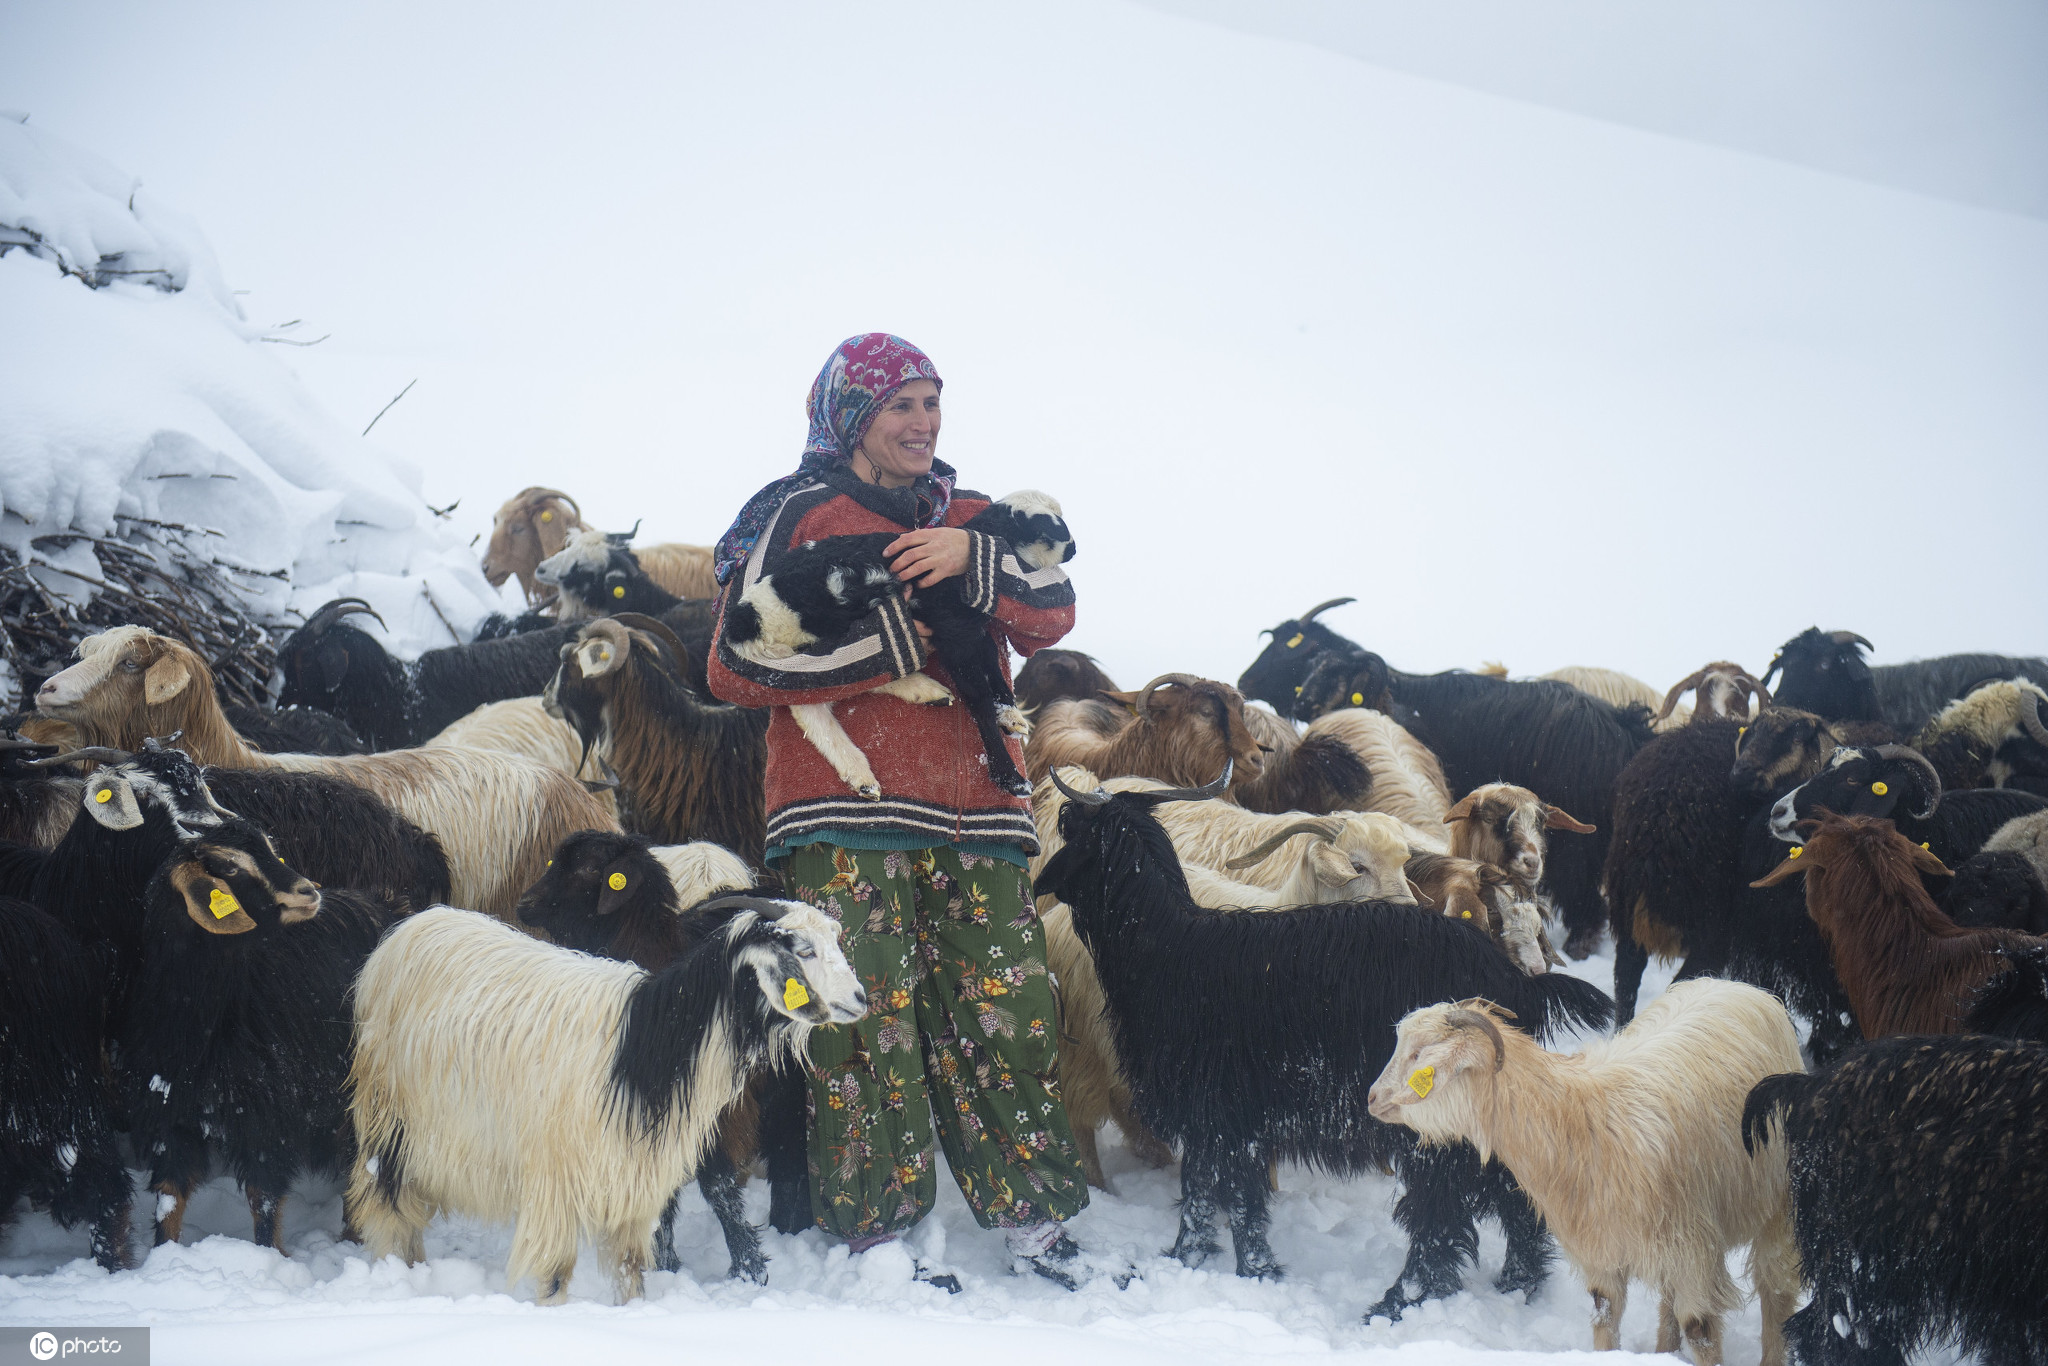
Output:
top-left (3, 1), bottom-right (2042, 689)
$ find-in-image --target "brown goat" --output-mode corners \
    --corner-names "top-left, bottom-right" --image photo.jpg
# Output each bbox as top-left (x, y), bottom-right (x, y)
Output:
top-left (1024, 674), bottom-right (1264, 792)
top-left (1753, 810), bottom-right (2045, 1037)
top-left (1013, 648), bottom-right (1119, 716)
top-left (480, 487), bottom-right (716, 609)
top-left (544, 616), bottom-right (769, 861)
top-left (33, 626), bottom-right (618, 919)
top-left (1730, 707), bottom-right (1896, 798)
top-left (1444, 782), bottom-right (1595, 902)
top-left (1656, 662), bottom-right (1771, 728)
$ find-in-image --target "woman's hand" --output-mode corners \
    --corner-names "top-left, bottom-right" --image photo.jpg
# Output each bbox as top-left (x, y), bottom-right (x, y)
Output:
top-left (886, 527), bottom-right (970, 589)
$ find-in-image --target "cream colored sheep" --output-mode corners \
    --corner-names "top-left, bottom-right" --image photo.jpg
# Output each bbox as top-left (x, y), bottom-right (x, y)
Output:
top-left (1368, 980), bottom-right (1803, 1366)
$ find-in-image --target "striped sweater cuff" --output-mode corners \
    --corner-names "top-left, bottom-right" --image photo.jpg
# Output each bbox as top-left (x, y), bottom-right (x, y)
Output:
top-left (876, 593), bottom-right (928, 677)
top-left (960, 529), bottom-right (1001, 615)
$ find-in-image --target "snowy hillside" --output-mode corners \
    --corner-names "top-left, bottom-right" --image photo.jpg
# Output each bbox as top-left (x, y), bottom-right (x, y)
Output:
top-left (0, 114), bottom-right (501, 701)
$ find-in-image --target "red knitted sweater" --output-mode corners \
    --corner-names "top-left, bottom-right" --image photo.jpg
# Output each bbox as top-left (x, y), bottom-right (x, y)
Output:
top-left (706, 467), bottom-right (1074, 856)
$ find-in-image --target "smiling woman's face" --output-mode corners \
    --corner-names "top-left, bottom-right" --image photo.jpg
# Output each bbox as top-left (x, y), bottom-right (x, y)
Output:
top-left (852, 379), bottom-right (941, 488)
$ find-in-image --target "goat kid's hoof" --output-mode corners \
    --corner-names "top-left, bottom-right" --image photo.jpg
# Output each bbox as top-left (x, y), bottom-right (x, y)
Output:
top-left (1236, 1258), bottom-right (1285, 1283)
top-left (996, 705), bottom-right (1029, 737)
top-left (856, 784), bottom-right (883, 801)
top-left (1562, 926), bottom-right (1604, 960)
top-left (728, 1254), bottom-right (769, 1286)
top-left (1167, 1240), bottom-right (1222, 1270)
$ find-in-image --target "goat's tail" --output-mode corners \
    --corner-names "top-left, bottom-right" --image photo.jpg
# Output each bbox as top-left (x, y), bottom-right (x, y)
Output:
top-left (1524, 968), bottom-right (1615, 1038)
top-left (1741, 1071), bottom-right (1816, 1155)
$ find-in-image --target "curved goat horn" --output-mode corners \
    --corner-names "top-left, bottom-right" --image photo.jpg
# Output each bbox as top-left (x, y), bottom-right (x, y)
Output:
top-left (2020, 689), bottom-right (2048, 750)
top-left (1656, 667), bottom-right (1709, 723)
top-left (607, 520), bottom-right (642, 546)
top-left (1443, 1007), bottom-right (1507, 1071)
top-left (1135, 672), bottom-right (1203, 714)
top-left (302, 597), bottom-right (387, 636)
top-left (1300, 596), bottom-right (1355, 624)
top-left (28, 746), bottom-right (135, 767)
top-left (1873, 744), bottom-right (1943, 819)
top-left (1831, 631), bottom-right (1874, 653)
top-left (1047, 765), bottom-right (1112, 807)
top-left (1148, 760), bottom-right (1234, 804)
top-left (524, 488), bottom-right (582, 521)
top-left (1224, 818), bottom-right (1344, 869)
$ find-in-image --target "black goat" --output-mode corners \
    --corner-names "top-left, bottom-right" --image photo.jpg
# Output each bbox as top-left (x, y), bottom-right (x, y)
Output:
top-left (1769, 744), bottom-right (2048, 870)
top-left (122, 811), bottom-right (404, 1249)
top-left (203, 767), bottom-right (450, 914)
top-left (277, 597), bottom-right (717, 749)
top-left (1764, 626), bottom-right (2048, 737)
top-left (1032, 766), bottom-right (1613, 1319)
top-left (223, 702), bottom-right (366, 756)
top-left (724, 492), bottom-right (1074, 798)
top-left (1965, 942), bottom-right (2048, 1041)
top-left (0, 898), bottom-right (132, 1270)
top-left (1292, 643), bottom-right (1396, 723)
top-left (516, 830), bottom-right (806, 1276)
top-left (534, 526), bottom-right (682, 619)
top-left (1234, 597), bottom-right (1357, 720)
top-left (1743, 1035), bottom-right (2048, 1365)
top-left (1946, 810), bottom-right (2048, 934)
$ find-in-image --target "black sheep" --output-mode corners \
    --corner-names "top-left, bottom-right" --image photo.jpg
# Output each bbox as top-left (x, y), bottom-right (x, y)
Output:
top-left (1770, 744), bottom-right (2048, 870)
top-left (515, 829), bottom-right (808, 1276)
top-left (276, 597), bottom-right (719, 749)
top-left (0, 898), bottom-right (132, 1270)
top-left (122, 814), bottom-right (404, 1248)
top-left (724, 492), bottom-right (1075, 798)
top-left (1032, 766), bottom-right (1614, 1319)
top-left (1743, 1035), bottom-right (2048, 1365)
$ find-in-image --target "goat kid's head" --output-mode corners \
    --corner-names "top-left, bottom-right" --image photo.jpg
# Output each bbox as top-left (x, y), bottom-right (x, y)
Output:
top-left (536, 525), bottom-right (642, 616)
top-left (1237, 597), bottom-right (1357, 717)
top-left (990, 490), bottom-right (1077, 571)
top-left (36, 627), bottom-right (211, 747)
top-left (706, 896), bottom-right (866, 1027)
top-left (159, 821), bottom-right (321, 937)
top-left (517, 829), bottom-right (673, 950)
top-left (1100, 674), bottom-right (1266, 782)
top-left (1367, 999), bottom-right (1516, 1134)
top-left (1769, 744), bottom-right (1941, 843)
top-left (1443, 783), bottom-right (1593, 891)
top-left (276, 598), bottom-right (389, 710)
top-left (1760, 627), bottom-right (1876, 721)
top-left (481, 487), bottom-right (582, 599)
top-left (1730, 706), bottom-right (1853, 797)
top-left (1658, 661), bottom-right (1770, 726)
top-left (1293, 644), bottom-right (1394, 722)
top-left (1751, 810), bottom-right (1952, 919)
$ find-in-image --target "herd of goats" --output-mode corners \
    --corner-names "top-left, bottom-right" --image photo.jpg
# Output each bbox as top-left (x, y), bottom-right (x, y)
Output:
top-left (2, 485), bottom-right (2046, 1366)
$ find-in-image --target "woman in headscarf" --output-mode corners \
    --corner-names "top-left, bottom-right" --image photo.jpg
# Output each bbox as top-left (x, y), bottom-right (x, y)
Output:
top-left (707, 333), bottom-right (1095, 1286)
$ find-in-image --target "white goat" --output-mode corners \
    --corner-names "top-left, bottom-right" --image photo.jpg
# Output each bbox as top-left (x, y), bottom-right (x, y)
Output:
top-left (348, 901), bottom-right (864, 1303)
top-left (1368, 980), bottom-right (1803, 1366)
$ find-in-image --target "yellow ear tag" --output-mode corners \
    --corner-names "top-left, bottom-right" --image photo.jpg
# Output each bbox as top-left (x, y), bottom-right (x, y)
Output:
top-left (1407, 1066), bottom-right (1434, 1098)
top-left (608, 872), bottom-right (627, 891)
top-left (1870, 781), bottom-right (1888, 796)
top-left (782, 977), bottom-right (810, 1010)
top-left (1738, 726), bottom-right (1746, 736)
top-left (1285, 634), bottom-right (1304, 648)
top-left (1788, 846), bottom-right (1803, 859)
top-left (1460, 910), bottom-right (1472, 919)
top-left (1920, 842), bottom-right (1930, 850)
top-left (208, 887), bottom-right (242, 919)
top-left (94, 789), bottom-right (113, 804)
top-left (1350, 692), bottom-right (1364, 706)
top-left (539, 510), bottom-right (553, 523)
top-left (612, 584), bottom-right (626, 598)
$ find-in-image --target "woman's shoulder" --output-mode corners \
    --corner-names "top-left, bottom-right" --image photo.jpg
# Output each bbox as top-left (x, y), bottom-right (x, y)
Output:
top-left (944, 488), bottom-right (992, 524)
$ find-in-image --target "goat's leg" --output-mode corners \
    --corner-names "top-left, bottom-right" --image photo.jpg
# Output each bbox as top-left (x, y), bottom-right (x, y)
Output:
top-left (246, 1185), bottom-right (289, 1251)
top-left (697, 1149), bottom-right (768, 1284)
top-left (1072, 1122), bottom-right (1109, 1191)
top-left (1751, 1210), bottom-right (1800, 1366)
top-left (1657, 1292), bottom-right (1682, 1353)
top-left (1610, 904), bottom-right (1649, 1026)
top-left (1485, 1160), bottom-right (1553, 1298)
top-left (873, 671), bottom-right (956, 706)
top-left (1221, 1152), bottom-right (1283, 1281)
top-left (790, 703), bottom-right (883, 800)
top-left (1167, 1142), bottom-right (1225, 1269)
top-left (1587, 1274), bottom-right (1629, 1352)
top-left (757, 1066), bottom-right (813, 1236)
top-left (148, 1128), bottom-right (208, 1247)
top-left (651, 1190), bottom-right (681, 1273)
top-left (1369, 1139), bottom-right (1483, 1319)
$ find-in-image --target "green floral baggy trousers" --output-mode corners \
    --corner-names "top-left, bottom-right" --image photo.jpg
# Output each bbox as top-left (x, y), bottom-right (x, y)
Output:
top-left (783, 843), bottom-right (1090, 1240)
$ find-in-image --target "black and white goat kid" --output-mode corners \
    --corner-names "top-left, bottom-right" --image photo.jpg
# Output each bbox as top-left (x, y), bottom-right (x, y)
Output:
top-left (724, 491), bottom-right (1075, 799)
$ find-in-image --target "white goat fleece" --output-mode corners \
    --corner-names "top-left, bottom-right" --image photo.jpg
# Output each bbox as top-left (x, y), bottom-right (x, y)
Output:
top-left (649, 841), bottom-right (754, 908)
top-left (348, 905), bottom-right (835, 1303)
top-left (1372, 979), bottom-right (1804, 1366)
top-left (426, 697), bottom-right (611, 809)
top-left (1300, 708), bottom-right (1454, 834)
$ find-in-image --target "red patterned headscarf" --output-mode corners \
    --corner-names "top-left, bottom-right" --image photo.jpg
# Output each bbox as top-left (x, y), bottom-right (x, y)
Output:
top-left (713, 333), bottom-right (952, 585)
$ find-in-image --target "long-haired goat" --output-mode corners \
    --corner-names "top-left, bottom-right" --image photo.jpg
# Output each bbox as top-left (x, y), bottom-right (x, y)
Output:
top-left (1654, 662), bottom-right (1771, 731)
top-left (1371, 982), bottom-right (1802, 1366)
top-left (1032, 766), bottom-right (1613, 1317)
top-left (348, 899), bottom-right (864, 1304)
top-left (1764, 626), bottom-right (2048, 736)
top-left (536, 525), bottom-right (696, 620)
top-left (1768, 743), bottom-right (2046, 867)
top-left (1752, 810), bottom-right (2045, 1038)
top-left (1946, 810), bottom-right (2048, 933)
top-left (1026, 675), bottom-right (1268, 793)
top-left (1743, 1035), bottom-right (2048, 1366)
top-left (1910, 676), bottom-right (2048, 791)
top-left (1014, 648), bottom-right (1118, 716)
top-left (545, 616), bottom-right (769, 860)
top-left (481, 486), bottom-right (714, 607)
top-left (36, 626), bottom-right (618, 919)
top-left (515, 830), bottom-right (807, 1277)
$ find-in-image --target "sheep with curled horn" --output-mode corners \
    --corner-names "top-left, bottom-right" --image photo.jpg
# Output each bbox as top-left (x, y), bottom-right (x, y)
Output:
top-left (1767, 743), bottom-right (2045, 872)
top-left (1032, 761), bottom-right (1613, 1316)
top-left (35, 626), bottom-right (617, 922)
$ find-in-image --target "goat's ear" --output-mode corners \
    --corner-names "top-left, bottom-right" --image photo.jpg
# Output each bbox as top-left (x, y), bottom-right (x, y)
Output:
top-left (82, 772), bottom-right (144, 830)
top-left (144, 654), bottom-right (192, 705)
top-left (1099, 689), bottom-right (1141, 714)
top-left (1406, 875), bottom-right (1436, 909)
top-left (1750, 851), bottom-right (1809, 887)
top-left (575, 638), bottom-right (621, 678)
top-left (1909, 842), bottom-right (1953, 878)
top-left (1542, 804), bottom-right (1596, 834)
top-left (1443, 793), bottom-right (1476, 824)
top-left (170, 861), bottom-right (258, 935)
top-left (595, 857), bottom-right (639, 916)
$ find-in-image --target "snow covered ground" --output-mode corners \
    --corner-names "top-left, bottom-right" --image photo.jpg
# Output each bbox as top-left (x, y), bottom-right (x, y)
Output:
top-left (0, 954), bottom-right (1714, 1366)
